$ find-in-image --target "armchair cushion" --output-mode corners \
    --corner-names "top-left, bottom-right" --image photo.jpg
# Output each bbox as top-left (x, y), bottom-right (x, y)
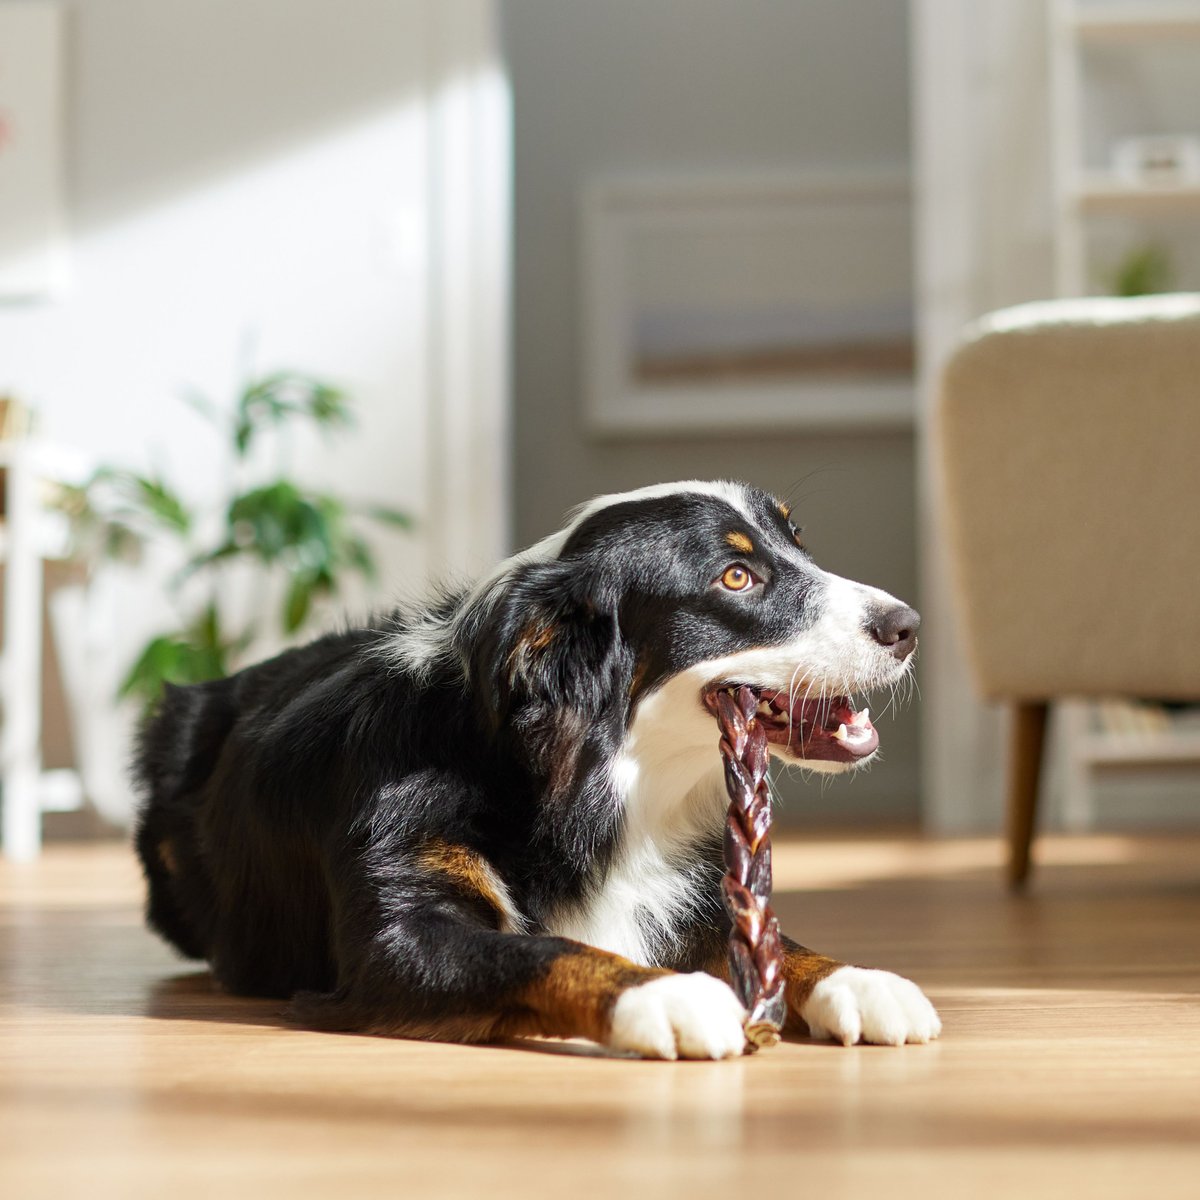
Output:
top-left (937, 295), bottom-right (1200, 701)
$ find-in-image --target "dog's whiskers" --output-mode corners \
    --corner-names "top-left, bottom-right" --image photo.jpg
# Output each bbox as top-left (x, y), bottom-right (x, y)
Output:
top-left (784, 662), bottom-right (804, 743)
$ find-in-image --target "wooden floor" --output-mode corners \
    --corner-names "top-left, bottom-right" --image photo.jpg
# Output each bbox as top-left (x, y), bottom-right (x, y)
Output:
top-left (2, 834), bottom-right (1199, 1199)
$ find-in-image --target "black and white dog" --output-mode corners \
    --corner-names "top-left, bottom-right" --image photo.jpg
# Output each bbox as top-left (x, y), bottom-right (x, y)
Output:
top-left (136, 481), bottom-right (940, 1059)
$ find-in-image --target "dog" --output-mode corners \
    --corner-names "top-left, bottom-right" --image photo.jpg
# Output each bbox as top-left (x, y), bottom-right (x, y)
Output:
top-left (135, 480), bottom-right (940, 1059)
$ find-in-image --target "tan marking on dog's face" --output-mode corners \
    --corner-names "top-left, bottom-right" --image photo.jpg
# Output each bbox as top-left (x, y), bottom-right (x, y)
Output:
top-left (724, 531), bottom-right (755, 554)
top-left (776, 500), bottom-right (804, 548)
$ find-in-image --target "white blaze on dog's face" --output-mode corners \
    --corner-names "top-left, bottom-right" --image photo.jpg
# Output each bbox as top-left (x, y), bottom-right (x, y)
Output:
top-left (557, 480), bottom-right (920, 777)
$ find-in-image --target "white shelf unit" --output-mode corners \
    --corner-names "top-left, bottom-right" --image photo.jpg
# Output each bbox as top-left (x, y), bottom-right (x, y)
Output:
top-left (1072, 6), bottom-right (1200, 42)
top-left (1080, 732), bottom-right (1200, 766)
top-left (1058, 702), bottom-right (1200, 831)
top-left (1049, 1), bottom-right (1200, 829)
top-left (1077, 176), bottom-right (1200, 212)
top-left (0, 439), bottom-right (90, 860)
top-left (1052, 0), bottom-right (1200, 294)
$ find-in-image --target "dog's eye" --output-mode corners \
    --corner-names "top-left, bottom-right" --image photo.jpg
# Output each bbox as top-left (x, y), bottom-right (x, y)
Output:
top-left (719, 564), bottom-right (757, 592)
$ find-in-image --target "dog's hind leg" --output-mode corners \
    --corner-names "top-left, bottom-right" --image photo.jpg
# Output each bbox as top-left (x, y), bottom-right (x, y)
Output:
top-left (134, 807), bottom-right (209, 960)
top-left (132, 680), bottom-right (237, 962)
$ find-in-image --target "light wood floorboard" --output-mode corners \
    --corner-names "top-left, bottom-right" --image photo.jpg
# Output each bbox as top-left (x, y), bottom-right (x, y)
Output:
top-left (2, 834), bottom-right (1199, 1199)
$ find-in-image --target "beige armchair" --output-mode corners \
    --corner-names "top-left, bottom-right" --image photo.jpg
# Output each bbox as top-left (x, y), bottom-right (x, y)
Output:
top-left (936, 295), bottom-right (1200, 886)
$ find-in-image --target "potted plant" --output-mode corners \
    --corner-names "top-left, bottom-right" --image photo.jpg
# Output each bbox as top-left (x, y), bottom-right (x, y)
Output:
top-left (57, 372), bottom-right (411, 711)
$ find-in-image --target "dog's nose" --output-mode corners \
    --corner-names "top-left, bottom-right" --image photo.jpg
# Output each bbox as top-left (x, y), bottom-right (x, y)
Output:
top-left (869, 604), bottom-right (920, 661)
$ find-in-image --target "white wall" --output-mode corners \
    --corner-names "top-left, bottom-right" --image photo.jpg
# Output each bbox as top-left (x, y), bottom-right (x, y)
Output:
top-left (0, 0), bottom-right (510, 833)
top-left (503, 0), bottom-right (919, 824)
top-left (0, 0), bottom-right (431, 591)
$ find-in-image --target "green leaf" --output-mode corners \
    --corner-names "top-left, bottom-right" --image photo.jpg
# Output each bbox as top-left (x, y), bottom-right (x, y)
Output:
top-left (227, 481), bottom-right (309, 562)
top-left (342, 535), bottom-right (376, 580)
top-left (118, 635), bottom-right (222, 709)
top-left (118, 603), bottom-right (243, 712)
top-left (357, 503), bottom-right (414, 530)
top-left (51, 467), bottom-right (198, 565)
top-left (131, 475), bottom-right (191, 534)
top-left (179, 387), bottom-right (221, 427)
top-left (89, 467), bottom-right (192, 535)
top-left (1107, 243), bottom-right (1175, 297)
top-left (103, 523), bottom-right (144, 564)
top-left (224, 483), bottom-right (392, 591)
top-left (283, 574), bottom-right (315, 633)
top-left (190, 601), bottom-right (223, 652)
top-left (177, 541), bottom-right (241, 583)
top-left (234, 416), bottom-right (253, 458)
top-left (232, 372), bottom-right (352, 458)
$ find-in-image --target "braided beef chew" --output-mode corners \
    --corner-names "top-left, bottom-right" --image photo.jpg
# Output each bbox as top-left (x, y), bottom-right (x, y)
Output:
top-left (714, 686), bottom-right (787, 1050)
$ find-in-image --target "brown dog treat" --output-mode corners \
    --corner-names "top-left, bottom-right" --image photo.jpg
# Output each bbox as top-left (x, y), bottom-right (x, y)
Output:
top-left (714, 686), bottom-right (787, 1049)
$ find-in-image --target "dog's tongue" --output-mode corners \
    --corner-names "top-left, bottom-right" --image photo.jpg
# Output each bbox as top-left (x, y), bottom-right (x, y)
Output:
top-left (706, 688), bottom-right (880, 762)
top-left (761, 692), bottom-right (880, 760)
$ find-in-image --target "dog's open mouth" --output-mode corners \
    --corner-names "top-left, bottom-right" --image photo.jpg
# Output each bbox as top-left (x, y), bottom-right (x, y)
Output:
top-left (702, 686), bottom-right (879, 763)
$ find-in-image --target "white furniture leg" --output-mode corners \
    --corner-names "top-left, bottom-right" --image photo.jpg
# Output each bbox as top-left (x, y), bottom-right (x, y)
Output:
top-left (1059, 700), bottom-right (1096, 833)
top-left (2, 445), bottom-right (44, 860)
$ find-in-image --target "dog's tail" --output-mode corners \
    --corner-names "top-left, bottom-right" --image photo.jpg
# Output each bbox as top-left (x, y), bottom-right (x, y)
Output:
top-left (133, 679), bottom-right (237, 960)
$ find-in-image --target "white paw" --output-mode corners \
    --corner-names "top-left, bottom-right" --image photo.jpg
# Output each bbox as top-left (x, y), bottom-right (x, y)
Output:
top-left (608, 973), bottom-right (747, 1060)
top-left (801, 965), bottom-right (942, 1046)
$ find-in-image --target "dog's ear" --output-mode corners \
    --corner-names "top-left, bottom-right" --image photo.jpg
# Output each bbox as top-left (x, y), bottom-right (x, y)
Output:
top-left (461, 558), bottom-right (631, 752)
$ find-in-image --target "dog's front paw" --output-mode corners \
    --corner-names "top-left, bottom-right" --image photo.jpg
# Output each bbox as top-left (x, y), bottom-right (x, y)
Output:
top-left (608, 973), bottom-right (747, 1060)
top-left (801, 965), bottom-right (941, 1046)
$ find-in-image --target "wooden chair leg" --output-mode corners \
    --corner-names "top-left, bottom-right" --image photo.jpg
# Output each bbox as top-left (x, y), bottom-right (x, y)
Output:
top-left (1006, 701), bottom-right (1048, 890)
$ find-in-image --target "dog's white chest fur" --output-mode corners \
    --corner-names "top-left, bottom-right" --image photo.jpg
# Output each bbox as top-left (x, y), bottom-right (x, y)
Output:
top-left (545, 833), bottom-right (707, 966)
top-left (543, 695), bottom-right (729, 967)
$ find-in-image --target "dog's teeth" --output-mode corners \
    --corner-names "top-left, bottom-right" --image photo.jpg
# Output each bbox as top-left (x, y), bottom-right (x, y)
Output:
top-left (831, 723), bottom-right (849, 742)
top-left (850, 708), bottom-right (871, 728)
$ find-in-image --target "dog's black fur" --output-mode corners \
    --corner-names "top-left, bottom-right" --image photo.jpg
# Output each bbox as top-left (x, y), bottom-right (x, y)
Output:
top-left (134, 482), bottom-right (929, 1054)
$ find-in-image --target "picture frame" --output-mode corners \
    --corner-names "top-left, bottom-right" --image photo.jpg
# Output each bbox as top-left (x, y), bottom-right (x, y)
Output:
top-left (581, 174), bottom-right (914, 436)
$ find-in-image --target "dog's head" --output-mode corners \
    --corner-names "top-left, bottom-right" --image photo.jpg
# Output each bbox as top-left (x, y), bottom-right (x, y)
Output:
top-left (458, 481), bottom-right (917, 779)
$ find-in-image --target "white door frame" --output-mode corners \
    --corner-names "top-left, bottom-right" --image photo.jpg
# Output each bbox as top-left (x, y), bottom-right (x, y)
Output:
top-left (423, 0), bottom-right (512, 581)
top-left (909, 0), bottom-right (1056, 832)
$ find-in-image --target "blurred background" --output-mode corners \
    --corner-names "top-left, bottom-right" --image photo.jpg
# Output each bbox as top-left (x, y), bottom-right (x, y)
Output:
top-left (2, 0), bottom-right (1198, 857)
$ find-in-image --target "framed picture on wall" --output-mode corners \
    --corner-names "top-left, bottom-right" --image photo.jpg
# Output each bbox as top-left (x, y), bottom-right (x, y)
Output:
top-left (581, 174), bottom-right (914, 436)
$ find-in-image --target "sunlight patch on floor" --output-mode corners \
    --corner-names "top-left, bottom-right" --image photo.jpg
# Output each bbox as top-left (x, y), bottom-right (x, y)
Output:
top-left (771, 833), bottom-right (1153, 891)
